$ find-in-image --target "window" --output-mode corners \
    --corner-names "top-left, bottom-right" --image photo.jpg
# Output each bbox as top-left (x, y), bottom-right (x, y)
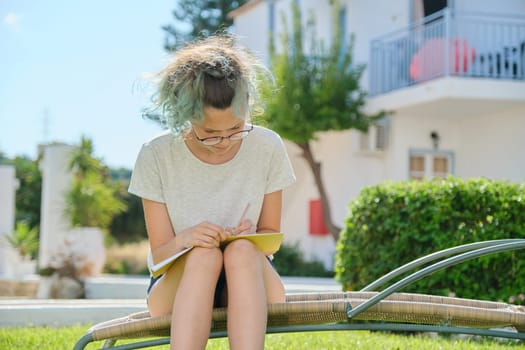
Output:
top-left (412, 0), bottom-right (448, 22)
top-left (409, 150), bottom-right (453, 180)
top-left (359, 118), bottom-right (390, 153)
top-left (423, 0), bottom-right (447, 18)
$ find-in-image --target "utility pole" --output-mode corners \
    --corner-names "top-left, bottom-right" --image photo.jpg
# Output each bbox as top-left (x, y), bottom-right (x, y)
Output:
top-left (42, 108), bottom-right (51, 144)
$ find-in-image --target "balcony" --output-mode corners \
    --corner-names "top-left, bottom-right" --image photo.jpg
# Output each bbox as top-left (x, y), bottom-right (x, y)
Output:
top-left (368, 10), bottom-right (525, 116)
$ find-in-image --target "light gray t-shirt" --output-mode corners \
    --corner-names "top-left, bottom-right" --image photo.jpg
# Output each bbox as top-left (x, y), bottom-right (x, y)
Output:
top-left (128, 125), bottom-right (296, 233)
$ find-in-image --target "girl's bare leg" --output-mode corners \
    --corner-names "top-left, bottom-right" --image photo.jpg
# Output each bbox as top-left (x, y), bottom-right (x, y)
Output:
top-left (148, 247), bottom-right (223, 350)
top-left (223, 239), bottom-right (285, 350)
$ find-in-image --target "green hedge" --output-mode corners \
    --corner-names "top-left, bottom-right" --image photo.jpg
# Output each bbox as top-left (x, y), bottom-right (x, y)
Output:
top-left (335, 176), bottom-right (525, 302)
top-left (274, 243), bottom-right (334, 277)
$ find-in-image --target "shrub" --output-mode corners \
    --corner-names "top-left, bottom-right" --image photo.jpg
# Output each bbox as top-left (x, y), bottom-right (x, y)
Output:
top-left (335, 176), bottom-right (525, 302)
top-left (7, 221), bottom-right (39, 260)
top-left (104, 240), bottom-right (150, 275)
top-left (109, 189), bottom-right (147, 243)
top-left (103, 241), bottom-right (334, 277)
top-left (274, 243), bottom-right (334, 277)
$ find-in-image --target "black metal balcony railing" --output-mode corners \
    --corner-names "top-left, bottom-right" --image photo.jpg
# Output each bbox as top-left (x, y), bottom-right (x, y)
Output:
top-left (369, 9), bottom-right (525, 96)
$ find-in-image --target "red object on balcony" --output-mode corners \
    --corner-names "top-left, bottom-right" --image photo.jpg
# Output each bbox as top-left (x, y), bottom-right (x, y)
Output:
top-left (309, 199), bottom-right (329, 235)
top-left (409, 38), bottom-right (476, 82)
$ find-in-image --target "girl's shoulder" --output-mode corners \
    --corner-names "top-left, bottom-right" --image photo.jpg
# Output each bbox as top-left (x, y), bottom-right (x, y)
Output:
top-left (251, 125), bottom-right (285, 146)
top-left (143, 130), bottom-right (177, 147)
top-left (142, 130), bottom-right (185, 151)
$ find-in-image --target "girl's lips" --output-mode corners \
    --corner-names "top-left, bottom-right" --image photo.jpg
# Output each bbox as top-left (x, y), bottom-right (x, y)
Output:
top-left (211, 145), bottom-right (232, 153)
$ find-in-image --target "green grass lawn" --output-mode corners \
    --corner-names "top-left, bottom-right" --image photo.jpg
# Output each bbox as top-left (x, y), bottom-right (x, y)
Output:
top-left (0, 326), bottom-right (524, 350)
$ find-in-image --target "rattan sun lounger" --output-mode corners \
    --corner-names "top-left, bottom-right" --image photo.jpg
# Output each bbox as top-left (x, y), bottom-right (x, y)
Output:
top-left (73, 239), bottom-right (525, 349)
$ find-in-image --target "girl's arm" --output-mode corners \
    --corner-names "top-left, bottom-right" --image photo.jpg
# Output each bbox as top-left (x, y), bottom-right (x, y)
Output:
top-left (142, 198), bottom-right (184, 264)
top-left (256, 190), bottom-right (283, 233)
top-left (142, 198), bottom-right (226, 264)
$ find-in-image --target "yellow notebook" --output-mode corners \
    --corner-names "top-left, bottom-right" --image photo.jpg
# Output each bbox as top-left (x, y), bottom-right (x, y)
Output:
top-left (148, 233), bottom-right (284, 278)
top-left (221, 232), bottom-right (283, 255)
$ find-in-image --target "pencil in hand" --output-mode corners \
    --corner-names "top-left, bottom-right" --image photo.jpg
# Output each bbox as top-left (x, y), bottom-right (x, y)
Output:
top-left (232, 203), bottom-right (250, 236)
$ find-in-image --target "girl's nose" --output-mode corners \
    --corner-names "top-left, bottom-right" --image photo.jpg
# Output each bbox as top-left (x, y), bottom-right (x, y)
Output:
top-left (219, 136), bottom-right (231, 145)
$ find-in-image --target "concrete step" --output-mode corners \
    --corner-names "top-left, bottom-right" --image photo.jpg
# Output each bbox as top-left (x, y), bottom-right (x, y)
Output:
top-left (0, 298), bottom-right (146, 327)
top-left (84, 275), bottom-right (148, 299)
top-left (0, 276), bottom-right (341, 327)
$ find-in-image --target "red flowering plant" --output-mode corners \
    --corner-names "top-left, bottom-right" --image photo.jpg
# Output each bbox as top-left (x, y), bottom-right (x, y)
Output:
top-left (508, 293), bottom-right (525, 305)
top-left (508, 293), bottom-right (525, 312)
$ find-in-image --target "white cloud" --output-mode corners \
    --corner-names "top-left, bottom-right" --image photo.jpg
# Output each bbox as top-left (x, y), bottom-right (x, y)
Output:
top-left (3, 12), bottom-right (22, 29)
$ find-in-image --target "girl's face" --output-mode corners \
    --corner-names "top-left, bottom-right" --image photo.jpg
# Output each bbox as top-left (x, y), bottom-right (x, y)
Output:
top-left (191, 106), bottom-right (246, 157)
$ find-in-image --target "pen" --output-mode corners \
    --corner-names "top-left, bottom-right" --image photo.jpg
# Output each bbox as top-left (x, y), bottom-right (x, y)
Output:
top-left (232, 203), bottom-right (250, 236)
top-left (238, 203), bottom-right (250, 226)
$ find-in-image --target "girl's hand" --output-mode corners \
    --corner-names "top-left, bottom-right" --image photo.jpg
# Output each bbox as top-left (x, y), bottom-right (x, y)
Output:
top-left (228, 219), bottom-right (256, 236)
top-left (179, 221), bottom-right (226, 249)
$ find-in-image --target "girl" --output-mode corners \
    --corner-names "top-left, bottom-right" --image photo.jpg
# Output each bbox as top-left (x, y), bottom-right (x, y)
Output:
top-left (129, 35), bottom-right (296, 350)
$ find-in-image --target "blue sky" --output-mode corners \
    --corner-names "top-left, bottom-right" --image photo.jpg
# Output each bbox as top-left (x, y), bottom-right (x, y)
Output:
top-left (1, 1), bottom-right (179, 169)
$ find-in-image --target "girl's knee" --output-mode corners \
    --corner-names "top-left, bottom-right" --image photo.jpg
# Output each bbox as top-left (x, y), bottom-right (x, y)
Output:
top-left (223, 239), bottom-right (261, 268)
top-left (186, 247), bottom-right (223, 272)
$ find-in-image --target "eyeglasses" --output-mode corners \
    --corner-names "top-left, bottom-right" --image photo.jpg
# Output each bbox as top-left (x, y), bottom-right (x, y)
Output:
top-left (191, 124), bottom-right (254, 146)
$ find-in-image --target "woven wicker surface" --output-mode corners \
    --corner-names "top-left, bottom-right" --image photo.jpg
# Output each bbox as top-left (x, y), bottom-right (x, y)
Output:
top-left (90, 291), bottom-right (525, 341)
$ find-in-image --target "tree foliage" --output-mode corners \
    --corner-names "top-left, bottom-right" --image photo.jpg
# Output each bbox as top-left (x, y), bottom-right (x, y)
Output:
top-left (65, 136), bottom-right (126, 230)
top-left (68, 137), bottom-right (102, 179)
top-left (262, 1), bottom-right (384, 240)
top-left (106, 167), bottom-right (146, 242)
top-left (163, 0), bottom-right (248, 51)
top-left (0, 155), bottom-right (42, 230)
top-left (263, 2), bottom-right (379, 143)
top-left (1, 144), bottom-right (142, 243)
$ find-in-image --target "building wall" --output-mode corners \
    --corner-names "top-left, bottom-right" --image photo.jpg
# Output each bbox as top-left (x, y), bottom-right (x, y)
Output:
top-left (388, 112), bottom-right (461, 180)
top-left (233, 1), bottom-right (269, 62)
top-left (232, 0), bottom-right (525, 269)
top-left (455, 0), bottom-right (525, 14)
top-left (454, 109), bottom-right (525, 181)
top-left (281, 128), bottom-right (388, 268)
top-left (265, 0), bottom-right (413, 267)
top-left (0, 166), bottom-right (17, 237)
top-left (0, 165), bottom-right (19, 277)
top-left (38, 144), bottom-right (74, 268)
top-left (345, 0), bottom-right (410, 89)
top-left (389, 108), bottom-right (525, 180)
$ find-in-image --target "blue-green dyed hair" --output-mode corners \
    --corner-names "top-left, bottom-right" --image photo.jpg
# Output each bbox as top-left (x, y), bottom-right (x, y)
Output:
top-left (144, 35), bottom-right (271, 135)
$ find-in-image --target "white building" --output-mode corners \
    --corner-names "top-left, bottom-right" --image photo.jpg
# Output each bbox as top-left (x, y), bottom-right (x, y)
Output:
top-left (0, 165), bottom-right (19, 277)
top-left (230, 0), bottom-right (525, 268)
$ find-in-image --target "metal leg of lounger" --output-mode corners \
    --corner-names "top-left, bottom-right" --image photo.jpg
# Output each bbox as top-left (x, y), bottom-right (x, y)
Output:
top-left (98, 338), bottom-right (170, 350)
top-left (73, 332), bottom-right (170, 350)
top-left (102, 339), bottom-right (117, 348)
top-left (262, 323), bottom-right (525, 340)
top-left (73, 333), bottom-right (93, 350)
top-left (210, 330), bottom-right (228, 338)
